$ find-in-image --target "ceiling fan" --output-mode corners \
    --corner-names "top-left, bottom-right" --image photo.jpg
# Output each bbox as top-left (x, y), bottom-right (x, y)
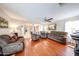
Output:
top-left (58, 3), bottom-right (67, 6)
top-left (44, 17), bottom-right (53, 22)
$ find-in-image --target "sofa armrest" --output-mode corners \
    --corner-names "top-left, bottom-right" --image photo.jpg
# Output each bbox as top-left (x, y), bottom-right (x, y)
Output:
top-left (17, 37), bottom-right (24, 43)
top-left (3, 42), bottom-right (23, 55)
top-left (0, 46), bottom-right (3, 56)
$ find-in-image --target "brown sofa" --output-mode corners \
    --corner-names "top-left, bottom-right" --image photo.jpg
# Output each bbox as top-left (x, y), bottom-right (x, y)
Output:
top-left (0, 35), bottom-right (24, 56)
top-left (48, 31), bottom-right (67, 45)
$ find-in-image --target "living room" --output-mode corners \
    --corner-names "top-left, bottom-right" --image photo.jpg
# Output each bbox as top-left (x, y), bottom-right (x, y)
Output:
top-left (0, 3), bottom-right (79, 56)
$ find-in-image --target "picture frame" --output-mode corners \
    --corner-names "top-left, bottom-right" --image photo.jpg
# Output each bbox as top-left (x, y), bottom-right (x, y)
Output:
top-left (0, 17), bottom-right (8, 28)
top-left (48, 23), bottom-right (56, 30)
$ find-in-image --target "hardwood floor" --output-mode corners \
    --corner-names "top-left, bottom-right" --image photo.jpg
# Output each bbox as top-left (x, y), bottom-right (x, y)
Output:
top-left (16, 38), bottom-right (74, 56)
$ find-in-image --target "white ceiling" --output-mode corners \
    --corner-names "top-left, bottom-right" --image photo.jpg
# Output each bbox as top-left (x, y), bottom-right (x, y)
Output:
top-left (0, 3), bottom-right (79, 23)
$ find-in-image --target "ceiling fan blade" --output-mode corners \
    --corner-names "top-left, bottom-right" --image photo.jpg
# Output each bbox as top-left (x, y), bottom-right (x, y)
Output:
top-left (44, 17), bottom-right (53, 22)
top-left (45, 20), bottom-right (51, 22)
top-left (48, 18), bottom-right (53, 20)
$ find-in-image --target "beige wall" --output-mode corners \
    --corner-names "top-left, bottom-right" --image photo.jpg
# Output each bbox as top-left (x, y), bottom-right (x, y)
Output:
top-left (55, 20), bottom-right (65, 31)
top-left (0, 8), bottom-right (28, 35)
top-left (54, 16), bottom-right (79, 32)
top-left (0, 8), bottom-right (10, 35)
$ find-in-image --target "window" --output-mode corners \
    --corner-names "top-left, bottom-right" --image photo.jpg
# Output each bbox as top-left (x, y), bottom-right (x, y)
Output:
top-left (65, 20), bottom-right (79, 44)
top-left (65, 20), bottom-right (79, 36)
